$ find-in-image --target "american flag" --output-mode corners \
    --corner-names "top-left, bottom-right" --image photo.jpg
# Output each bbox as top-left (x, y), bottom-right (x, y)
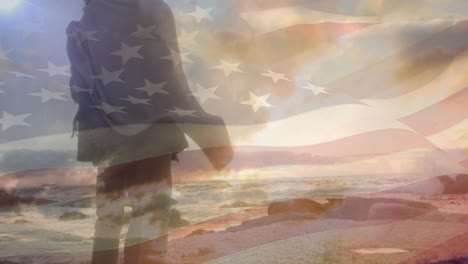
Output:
top-left (0, 0), bottom-right (467, 263)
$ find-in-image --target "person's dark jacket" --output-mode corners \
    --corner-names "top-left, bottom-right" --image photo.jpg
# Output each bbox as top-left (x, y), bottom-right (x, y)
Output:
top-left (67, 0), bottom-right (232, 167)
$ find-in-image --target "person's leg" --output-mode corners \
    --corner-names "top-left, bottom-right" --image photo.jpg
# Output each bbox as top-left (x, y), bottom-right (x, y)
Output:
top-left (123, 154), bottom-right (173, 264)
top-left (91, 163), bottom-right (131, 264)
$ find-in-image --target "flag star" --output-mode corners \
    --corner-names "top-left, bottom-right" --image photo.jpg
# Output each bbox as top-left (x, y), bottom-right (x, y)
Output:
top-left (136, 80), bottom-right (168, 96)
top-left (93, 67), bottom-right (125, 85)
top-left (242, 92), bottom-right (272, 112)
top-left (39, 62), bottom-right (70, 77)
top-left (167, 107), bottom-right (197, 117)
top-left (28, 88), bottom-right (67, 103)
top-left (193, 84), bottom-right (220, 104)
top-left (111, 42), bottom-right (143, 65)
top-left (8, 71), bottom-right (38, 79)
top-left (94, 102), bottom-right (127, 115)
top-left (130, 24), bottom-right (157, 39)
top-left (213, 60), bottom-right (242, 77)
top-left (302, 82), bottom-right (329, 96)
top-left (262, 69), bottom-right (290, 84)
top-left (122, 96), bottom-right (151, 105)
top-left (188, 6), bottom-right (214, 23)
top-left (70, 85), bottom-right (94, 94)
top-left (161, 49), bottom-right (193, 67)
top-left (0, 111), bottom-right (32, 131)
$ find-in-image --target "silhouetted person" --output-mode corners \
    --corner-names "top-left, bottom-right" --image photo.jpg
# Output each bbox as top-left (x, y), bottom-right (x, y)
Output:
top-left (66, 0), bottom-right (232, 263)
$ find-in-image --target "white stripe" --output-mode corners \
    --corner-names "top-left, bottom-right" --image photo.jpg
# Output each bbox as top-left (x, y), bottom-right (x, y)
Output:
top-left (225, 105), bottom-right (413, 148)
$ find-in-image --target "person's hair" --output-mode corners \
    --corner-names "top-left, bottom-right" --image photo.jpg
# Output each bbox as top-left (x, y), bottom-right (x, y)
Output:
top-left (84, 0), bottom-right (90, 5)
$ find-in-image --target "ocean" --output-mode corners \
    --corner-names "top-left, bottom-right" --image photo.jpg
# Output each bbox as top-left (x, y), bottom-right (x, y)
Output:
top-left (0, 173), bottom-right (427, 258)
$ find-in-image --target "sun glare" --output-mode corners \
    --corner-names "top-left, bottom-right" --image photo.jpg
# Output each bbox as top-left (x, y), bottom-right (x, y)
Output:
top-left (0, 0), bottom-right (19, 12)
top-left (235, 169), bottom-right (259, 178)
top-left (209, 169), bottom-right (263, 182)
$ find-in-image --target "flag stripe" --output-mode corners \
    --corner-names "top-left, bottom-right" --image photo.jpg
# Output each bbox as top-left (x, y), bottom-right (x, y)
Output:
top-left (426, 131), bottom-right (468, 163)
top-left (399, 88), bottom-right (468, 136)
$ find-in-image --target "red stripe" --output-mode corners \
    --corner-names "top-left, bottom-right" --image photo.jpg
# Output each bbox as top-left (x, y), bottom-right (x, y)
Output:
top-left (399, 88), bottom-right (468, 136)
top-left (174, 128), bottom-right (437, 176)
